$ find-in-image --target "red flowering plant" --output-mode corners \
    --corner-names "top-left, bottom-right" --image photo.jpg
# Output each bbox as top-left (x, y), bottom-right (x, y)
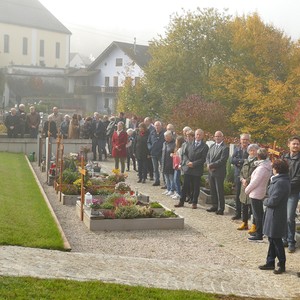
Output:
top-left (113, 197), bottom-right (131, 207)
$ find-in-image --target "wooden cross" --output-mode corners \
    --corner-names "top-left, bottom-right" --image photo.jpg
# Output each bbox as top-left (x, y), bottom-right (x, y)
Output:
top-left (78, 155), bottom-right (86, 221)
top-left (268, 141), bottom-right (280, 162)
top-left (56, 134), bottom-right (64, 202)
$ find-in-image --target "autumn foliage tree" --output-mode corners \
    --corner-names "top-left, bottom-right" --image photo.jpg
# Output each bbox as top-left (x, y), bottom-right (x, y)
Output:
top-left (170, 95), bottom-right (230, 136)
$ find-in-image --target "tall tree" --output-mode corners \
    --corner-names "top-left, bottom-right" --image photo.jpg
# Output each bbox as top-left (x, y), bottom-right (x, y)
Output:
top-left (144, 8), bottom-right (232, 117)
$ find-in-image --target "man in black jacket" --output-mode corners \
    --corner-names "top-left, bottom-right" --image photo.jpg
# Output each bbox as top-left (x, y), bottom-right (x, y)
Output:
top-left (282, 136), bottom-right (300, 253)
top-left (91, 112), bottom-right (106, 161)
top-left (175, 129), bottom-right (209, 209)
top-left (5, 108), bottom-right (19, 138)
top-left (206, 131), bottom-right (230, 215)
top-left (147, 121), bottom-right (165, 186)
top-left (230, 133), bottom-right (250, 220)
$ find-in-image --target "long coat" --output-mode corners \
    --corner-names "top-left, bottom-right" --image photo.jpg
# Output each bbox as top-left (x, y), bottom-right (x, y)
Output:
top-left (263, 174), bottom-right (290, 238)
top-left (111, 130), bottom-right (128, 158)
top-left (239, 157), bottom-right (257, 204)
top-left (161, 139), bottom-right (176, 175)
top-left (68, 119), bottom-right (80, 139)
top-left (245, 159), bottom-right (272, 200)
top-left (134, 130), bottom-right (149, 160)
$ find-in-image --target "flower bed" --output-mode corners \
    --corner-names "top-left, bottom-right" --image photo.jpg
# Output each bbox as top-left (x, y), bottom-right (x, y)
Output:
top-left (76, 201), bottom-right (184, 231)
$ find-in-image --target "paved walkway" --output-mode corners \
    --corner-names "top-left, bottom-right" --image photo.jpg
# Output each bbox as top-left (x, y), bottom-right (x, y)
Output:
top-left (1, 159), bottom-right (300, 299)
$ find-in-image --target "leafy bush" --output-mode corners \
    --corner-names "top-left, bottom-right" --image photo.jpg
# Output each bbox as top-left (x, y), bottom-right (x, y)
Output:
top-left (138, 206), bottom-right (155, 218)
top-left (61, 169), bottom-right (79, 184)
top-left (60, 184), bottom-right (79, 195)
top-left (115, 205), bottom-right (140, 219)
top-left (0, 123), bottom-right (7, 134)
top-left (63, 157), bottom-right (78, 172)
top-left (224, 181), bottom-right (234, 195)
top-left (149, 201), bottom-right (163, 208)
top-left (100, 201), bottom-right (115, 210)
top-left (160, 210), bottom-right (178, 218)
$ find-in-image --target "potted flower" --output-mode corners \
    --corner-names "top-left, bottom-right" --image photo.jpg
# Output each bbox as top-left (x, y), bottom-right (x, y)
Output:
top-left (115, 182), bottom-right (131, 194)
top-left (89, 199), bottom-right (102, 215)
top-left (108, 169), bottom-right (128, 184)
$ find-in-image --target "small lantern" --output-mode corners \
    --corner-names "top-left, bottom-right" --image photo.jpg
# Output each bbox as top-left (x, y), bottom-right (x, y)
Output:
top-left (85, 192), bottom-right (92, 206)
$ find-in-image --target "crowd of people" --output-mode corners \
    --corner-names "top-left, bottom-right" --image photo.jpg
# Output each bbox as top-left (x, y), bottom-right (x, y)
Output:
top-left (4, 104), bottom-right (40, 138)
top-left (3, 106), bottom-right (300, 275)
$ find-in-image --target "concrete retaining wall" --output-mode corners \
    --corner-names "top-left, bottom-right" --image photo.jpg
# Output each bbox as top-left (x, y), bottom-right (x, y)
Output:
top-left (0, 136), bottom-right (93, 160)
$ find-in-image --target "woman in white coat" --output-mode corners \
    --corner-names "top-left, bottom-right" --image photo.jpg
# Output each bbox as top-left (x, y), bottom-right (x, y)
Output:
top-left (245, 148), bottom-right (272, 242)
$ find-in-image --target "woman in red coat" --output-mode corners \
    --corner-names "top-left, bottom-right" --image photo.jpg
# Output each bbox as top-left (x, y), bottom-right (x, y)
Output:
top-left (112, 121), bottom-right (128, 173)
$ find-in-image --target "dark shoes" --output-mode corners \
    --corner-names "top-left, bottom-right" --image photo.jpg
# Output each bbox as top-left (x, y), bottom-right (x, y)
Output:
top-left (174, 202), bottom-right (184, 208)
top-left (259, 263), bottom-right (275, 270)
top-left (152, 182), bottom-right (160, 186)
top-left (273, 267), bottom-right (286, 274)
top-left (161, 185), bottom-right (167, 189)
top-left (142, 179), bottom-right (146, 183)
top-left (192, 204), bottom-right (197, 209)
top-left (248, 235), bottom-right (263, 242)
top-left (206, 207), bottom-right (217, 212)
top-left (288, 244), bottom-right (296, 253)
top-left (231, 214), bottom-right (241, 220)
top-left (137, 179), bottom-right (142, 183)
top-left (216, 210), bottom-right (224, 215)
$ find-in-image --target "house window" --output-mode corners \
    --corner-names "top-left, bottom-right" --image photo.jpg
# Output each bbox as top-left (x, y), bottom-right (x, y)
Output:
top-left (104, 98), bottom-right (109, 108)
top-left (23, 37), bottom-right (28, 55)
top-left (105, 77), bottom-right (110, 87)
top-left (40, 40), bottom-right (44, 57)
top-left (116, 58), bottom-right (123, 66)
top-left (4, 34), bottom-right (9, 53)
top-left (55, 42), bottom-right (60, 59)
top-left (113, 76), bottom-right (118, 87)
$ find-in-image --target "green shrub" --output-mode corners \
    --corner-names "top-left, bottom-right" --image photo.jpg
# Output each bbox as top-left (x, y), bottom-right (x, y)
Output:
top-left (60, 184), bottom-right (79, 195)
top-left (100, 201), bottom-right (115, 210)
top-left (160, 210), bottom-right (178, 218)
top-left (149, 201), bottom-right (163, 208)
top-left (224, 181), bottom-right (234, 195)
top-left (0, 123), bottom-right (7, 134)
top-left (61, 169), bottom-right (79, 184)
top-left (115, 205), bottom-right (140, 219)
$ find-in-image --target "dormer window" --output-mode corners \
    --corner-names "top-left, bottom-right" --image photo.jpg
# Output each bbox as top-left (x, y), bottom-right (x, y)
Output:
top-left (116, 58), bottom-right (123, 66)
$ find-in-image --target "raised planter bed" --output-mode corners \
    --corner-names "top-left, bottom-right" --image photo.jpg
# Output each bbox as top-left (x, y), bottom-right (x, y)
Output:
top-left (76, 201), bottom-right (184, 231)
top-left (199, 188), bottom-right (235, 205)
top-left (58, 193), bottom-right (104, 205)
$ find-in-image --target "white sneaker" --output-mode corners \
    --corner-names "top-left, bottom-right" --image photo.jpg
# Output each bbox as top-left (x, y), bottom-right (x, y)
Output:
top-left (172, 194), bottom-right (180, 199)
top-left (171, 192), bottom-right (178, 198)
top-left (162, 190), bottom-right (169, 195)
top-left (166, 191), bottom-right (174, 196)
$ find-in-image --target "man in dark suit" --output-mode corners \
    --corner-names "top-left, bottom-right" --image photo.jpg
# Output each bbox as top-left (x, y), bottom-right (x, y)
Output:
top-left (206, 131), bottom-right (229, 215)
top-left (91, 112), bottom-right (106, 161)
top-left (175, 129), bottom-right (209, 209)
top-left (230, 133), bottom-right (250, 220)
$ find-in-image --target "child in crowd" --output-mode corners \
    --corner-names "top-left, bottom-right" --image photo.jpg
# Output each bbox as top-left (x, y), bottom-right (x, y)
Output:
top-left (171, 136), bottom-right (185, 200)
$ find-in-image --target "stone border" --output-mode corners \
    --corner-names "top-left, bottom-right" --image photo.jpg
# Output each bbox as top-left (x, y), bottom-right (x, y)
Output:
top-left (76, 201), bottom-right (184, 231)
top-left (25, 155), bottom-right (72, 251)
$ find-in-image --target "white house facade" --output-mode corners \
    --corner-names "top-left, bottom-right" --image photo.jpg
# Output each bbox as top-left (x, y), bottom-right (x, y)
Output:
top-left (0, 0), bottom-right (71, 109)
top-left (69, 41), bottom-right (150, 115)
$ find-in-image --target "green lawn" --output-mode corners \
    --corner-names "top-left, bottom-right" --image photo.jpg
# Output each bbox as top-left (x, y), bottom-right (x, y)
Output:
top-left (0, 152), bottom-right (64, 250)
top-left (0, 276), bottom-right (251, 300)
